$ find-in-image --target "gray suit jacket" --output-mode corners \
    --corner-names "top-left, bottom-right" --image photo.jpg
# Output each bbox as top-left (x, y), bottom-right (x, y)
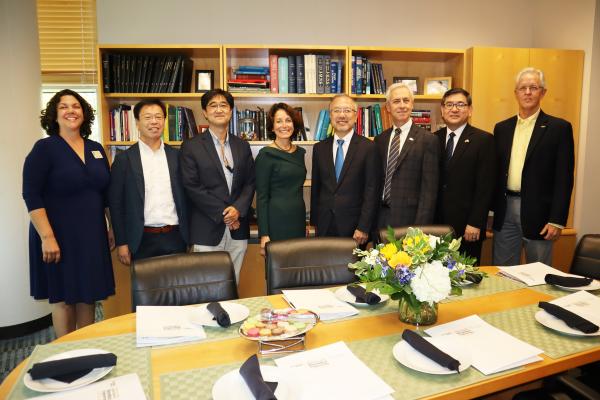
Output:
top-left (375, 125), bottom-right (439, 227)
top-left (108, 142), bottom-right (189, 254)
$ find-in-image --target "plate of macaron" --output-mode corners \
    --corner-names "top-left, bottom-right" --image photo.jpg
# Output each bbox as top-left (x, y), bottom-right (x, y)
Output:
top-left (239, 308), bottom-right (318, 341)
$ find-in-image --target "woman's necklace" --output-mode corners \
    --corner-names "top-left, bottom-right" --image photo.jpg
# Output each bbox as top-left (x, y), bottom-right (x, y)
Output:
top-left (273, 140), bottom-right (293, 152)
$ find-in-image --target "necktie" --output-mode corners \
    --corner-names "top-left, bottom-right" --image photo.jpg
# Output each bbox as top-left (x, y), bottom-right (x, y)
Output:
top-left (334, 139), bottom-right (344, 181)
top-left (446, 132), bottom-right (455, 162)
top-left (383, 128), bottom-right (402, 204)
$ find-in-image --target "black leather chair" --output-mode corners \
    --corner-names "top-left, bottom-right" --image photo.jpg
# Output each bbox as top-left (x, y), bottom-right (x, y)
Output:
top-left (131, 252), bottom-right (238, 311)
top-left (265, 237), bottom-right (359, 295)
top-left (378, 225), bottom-right (456, 244)
top-left (569, 234), bottom-right (600, 279)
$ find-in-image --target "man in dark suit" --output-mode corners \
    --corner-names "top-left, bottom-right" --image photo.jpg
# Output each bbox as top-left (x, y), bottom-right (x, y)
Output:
top-left (492, 67), bottom-right (574, 266)
top-left (180, 89), bottom-right (255, 283)
top-left (108, 99), bottom-right (188, 265)
top-left (375, 83), bottom-right (439, 231)
top-left (310, 94), bottom-right (380, 245)
top-left (434, 88), bottom-right (495, 262)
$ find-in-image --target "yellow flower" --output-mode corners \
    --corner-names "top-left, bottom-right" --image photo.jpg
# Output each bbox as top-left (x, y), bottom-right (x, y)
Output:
top-left (380, 243), bottom-right (398, 260)
top-left (414, 236), bottom-right (421, 244)
top-left (403, 238), bottom-right (414, 247)
top-left (388, 251), bottom-right (412, 268)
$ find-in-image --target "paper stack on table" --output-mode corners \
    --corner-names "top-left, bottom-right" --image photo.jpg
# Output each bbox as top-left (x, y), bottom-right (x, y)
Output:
top-left (282, 289), bottom-right (359, 321)
top-left (425, 315), bottom-right (544, 375)
top-left (497, 262), bottom-right (573, 286)
top-left (274, 341), bottom-right (394, 400)
top-left (136, 306), bottom-right (206, 347)
top-left (26, 373), bottom-right (147, 400)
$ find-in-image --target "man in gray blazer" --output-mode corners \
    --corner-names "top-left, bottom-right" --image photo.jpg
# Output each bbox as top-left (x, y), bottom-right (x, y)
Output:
top-left (180, 89), bottom-right (255, 283)
top-left (108, 99), bottom-right (189, 265)
top-left (375, 83), bottom-right (439, 231)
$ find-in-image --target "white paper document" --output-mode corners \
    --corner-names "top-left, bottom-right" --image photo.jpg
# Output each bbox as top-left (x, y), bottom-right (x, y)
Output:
top-left (282, 289), bottom-right (359, 321)
top-left (136, 305), bottom-right (206, 347)
top-left (546, 290), bottom-right (600, 322)
top-left (274, 341), bottom-right (394, 400)
top-left (425, 315), bottom-right (543, 375)
top-left (26, 373), bottom-right (147, 400)
top-left (497, 262), bottom-right (574, 286)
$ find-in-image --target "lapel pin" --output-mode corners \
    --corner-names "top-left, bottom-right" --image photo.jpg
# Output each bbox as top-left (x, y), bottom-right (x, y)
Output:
top-left (540, 125), bottom-right (547, 128)
top-left (464, 139), bottom-right (470, 143)
top-left (408, 137), bottom-right (415, 141)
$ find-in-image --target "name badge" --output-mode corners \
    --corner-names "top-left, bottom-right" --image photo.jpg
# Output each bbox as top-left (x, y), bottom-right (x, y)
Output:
top-left (91, 150), bottom-right (103, 159)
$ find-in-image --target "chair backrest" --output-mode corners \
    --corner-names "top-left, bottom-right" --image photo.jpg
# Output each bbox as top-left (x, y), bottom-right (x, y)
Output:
top-left (570, 234), bottom-right (600, 279)
top-left (265, 237), bottom-right (359, 295)
top-left (131, 252), bottom-right (238, 311)
top-left (378, 225), bottom-right (456, 244)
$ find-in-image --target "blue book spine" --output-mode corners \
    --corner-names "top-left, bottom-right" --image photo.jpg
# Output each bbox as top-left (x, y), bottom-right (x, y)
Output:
top-left (365, 61), bottom-right (371, 95)
top-left (288, 56), bottom-right (297, 93)
top-left (314, 109), bottom-right (325, 141)
top-left (336, 62), bottom-right (342, 93)
top-left (330, 61), bottom-right (338, 94)
top-left (321, 112), bottom-right (330, 139)
top-left (278, 57), bottom-right (289, 94)
top-left (296, 55), bottom-right (305, 94)
top-left (351, 56), bottom-right (356, 94)
top-left (355, 56), bottom-right (363, 94)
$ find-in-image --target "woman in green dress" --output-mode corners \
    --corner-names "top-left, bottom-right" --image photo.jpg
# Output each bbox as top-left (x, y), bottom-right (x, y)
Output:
top-left (256, 103), bottom-right (307, 256)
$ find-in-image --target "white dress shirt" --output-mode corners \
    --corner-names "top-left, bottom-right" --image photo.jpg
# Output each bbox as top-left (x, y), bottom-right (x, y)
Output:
top-left (445, 123), bottom-right (467, 156)
top-left (138, 139), bottom-right (179, 227)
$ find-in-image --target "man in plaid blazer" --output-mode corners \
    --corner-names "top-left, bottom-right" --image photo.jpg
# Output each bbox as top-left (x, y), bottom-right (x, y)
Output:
top-left (375, 83), bottom-right (439, 231)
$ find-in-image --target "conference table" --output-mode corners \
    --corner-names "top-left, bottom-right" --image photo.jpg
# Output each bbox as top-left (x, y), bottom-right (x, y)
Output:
top-left (2, 267), bottom-right (600, 399)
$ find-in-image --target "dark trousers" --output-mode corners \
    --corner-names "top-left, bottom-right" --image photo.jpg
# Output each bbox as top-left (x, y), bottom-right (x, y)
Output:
top-left (133, 227), bottom-right (187, 260)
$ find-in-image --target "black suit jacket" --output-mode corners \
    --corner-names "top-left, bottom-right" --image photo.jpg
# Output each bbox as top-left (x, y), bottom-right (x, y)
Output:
top-left (492, 110), bottom-right (574, 239)
top-left (310, 134), bottom-right (380, 237)
top-left (374, 125), bottom-right (439, 227)
top-left (180, 132), bottom-right (255, 245)
top-left (434, 124), bottom-right (495, 236)
top-left (108, 142), bottom-right (189, 254)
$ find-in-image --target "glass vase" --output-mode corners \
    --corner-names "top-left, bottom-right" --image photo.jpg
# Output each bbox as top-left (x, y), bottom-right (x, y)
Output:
top-left (398, 296), bottom-right (438, 325)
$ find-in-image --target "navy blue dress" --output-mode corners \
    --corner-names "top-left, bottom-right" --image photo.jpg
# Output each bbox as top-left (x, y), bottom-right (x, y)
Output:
top-left (22, 135), bottom-right (115, 304)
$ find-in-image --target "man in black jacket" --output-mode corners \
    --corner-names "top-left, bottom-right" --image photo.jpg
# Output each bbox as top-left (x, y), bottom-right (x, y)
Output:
top-left (108, 99), bottom-right (188, 265)
top-left (434, 88), bottom-right (495, 262)
top-left (180, 89), bottom-right (255, 283)
top-left (492, 68), bottom-right (574, 266)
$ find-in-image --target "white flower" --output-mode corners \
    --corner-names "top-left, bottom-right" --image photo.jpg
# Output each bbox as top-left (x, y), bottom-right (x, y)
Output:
top-left (428, 234), bottom-right (440, 250)
top-left (410, 260), bottom-right (451, 304)
top-left (364, 251), bottom-right (378, 266)
top-left (449, 238), bottom-right (461, 251)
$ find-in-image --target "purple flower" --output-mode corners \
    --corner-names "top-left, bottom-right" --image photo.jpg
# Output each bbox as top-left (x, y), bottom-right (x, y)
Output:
top-left (446, 258), bottom-right (457, 270)
top-left (395, 266), bottom-right (414, 285)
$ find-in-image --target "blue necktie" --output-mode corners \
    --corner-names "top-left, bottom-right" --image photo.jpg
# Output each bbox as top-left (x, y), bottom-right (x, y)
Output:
top-left (335, 139), bottom-right (344, 182)
top-left (446, 132), bottom-right (455, 162)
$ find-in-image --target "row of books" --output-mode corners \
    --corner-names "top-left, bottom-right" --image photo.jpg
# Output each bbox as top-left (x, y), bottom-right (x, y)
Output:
top-left (109, 104), bottom-right (199, 142)
top-left (227, 66), bottom-right (271, 93)
top-left (269, 54), bottom-right (343, 94)
top-left (351, 56), bottom-right (386, 95)
top-left (226, 106), bottom-right (310, 141)
top-left (102, 53), bottom-right (193, 93)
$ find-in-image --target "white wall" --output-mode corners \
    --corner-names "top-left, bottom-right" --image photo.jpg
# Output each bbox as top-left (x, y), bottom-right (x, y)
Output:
top-left (97, 0), bottom-right (600, 235)
top-left (0, 0), bottom-right (51, 326)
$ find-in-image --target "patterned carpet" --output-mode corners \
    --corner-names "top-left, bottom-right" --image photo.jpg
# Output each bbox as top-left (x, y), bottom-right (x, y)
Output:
top-left (0, 303), bottom-right (103, 384)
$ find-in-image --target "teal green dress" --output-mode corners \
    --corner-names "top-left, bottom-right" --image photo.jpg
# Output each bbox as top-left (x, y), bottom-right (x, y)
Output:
top-left (255, 146), bottom-right (307, 240)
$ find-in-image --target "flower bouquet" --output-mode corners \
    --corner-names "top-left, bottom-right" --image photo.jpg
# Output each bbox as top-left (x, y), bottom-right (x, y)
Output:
top-left (348, 227), bottom-right (486, 325)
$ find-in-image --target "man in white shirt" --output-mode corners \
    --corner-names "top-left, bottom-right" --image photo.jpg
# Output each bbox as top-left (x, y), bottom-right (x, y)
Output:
top-left (310, 94), bottom-right (380, 244)
top-left (108, 99), bottom-right (188, 265)
top-left (492, 67), bottom-right (574, 265)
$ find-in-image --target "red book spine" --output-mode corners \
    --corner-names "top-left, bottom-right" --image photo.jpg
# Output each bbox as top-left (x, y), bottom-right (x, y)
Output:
top-left (269, 55), bottom-right (279, 93)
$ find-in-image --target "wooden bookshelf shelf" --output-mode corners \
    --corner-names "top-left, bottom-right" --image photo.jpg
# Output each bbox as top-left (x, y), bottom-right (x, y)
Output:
top-left (105, 93), bottom-right (205, 99)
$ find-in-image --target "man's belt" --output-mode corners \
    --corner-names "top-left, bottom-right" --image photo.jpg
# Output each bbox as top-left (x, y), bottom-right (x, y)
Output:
top-left (506, 190), bottom-right (521, 197)
top-left (143, 225), bottom-right (177, 233)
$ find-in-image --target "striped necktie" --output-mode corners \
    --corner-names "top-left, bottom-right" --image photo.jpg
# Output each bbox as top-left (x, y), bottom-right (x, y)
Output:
top-left (383, 128), bottom-right (402, 204)
top-left (446, 132), bottom-right (455, 162)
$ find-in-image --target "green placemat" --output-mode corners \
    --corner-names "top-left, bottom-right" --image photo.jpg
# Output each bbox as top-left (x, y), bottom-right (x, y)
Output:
top-left (347, 334), bottom-right (508, 399)
top-left (529, 284), bottom-right (587, 298)
top-left (160, 359), bottom-right (276, 400)
top-left (481, 304), bottom-right (600, 359)
top-left (442, 274), bottom-right (527, 303)
top-left (201, 297), bottom-right (273, 342)
top-left (7, 333), bottom-right (151, 400)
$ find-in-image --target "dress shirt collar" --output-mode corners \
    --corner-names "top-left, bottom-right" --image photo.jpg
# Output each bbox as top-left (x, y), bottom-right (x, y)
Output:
top-left (138, 138), bottom-right (164, 154)
top-left (208, 129), bottom-right (230, 145)
top-left (517, 108), bottom-right (541, 125)
top-left (446, 123), bottom-right (467, 143)
top-left (334, 129), bottom-right (354, 144)
top-left (393, 119), bottom-right (412, 135)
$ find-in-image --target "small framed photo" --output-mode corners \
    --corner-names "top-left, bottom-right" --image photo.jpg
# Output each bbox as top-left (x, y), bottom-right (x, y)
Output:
top-left (195, 70), bottom-right (214, 93)
top-left (424, 76), bottom-right (452, 95)
top-left (393, 77), bottom-right (419, 94)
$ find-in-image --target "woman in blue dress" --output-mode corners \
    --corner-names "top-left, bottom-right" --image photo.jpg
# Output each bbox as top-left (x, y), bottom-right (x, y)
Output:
top-left (22, 89), bottom-right (115, 337)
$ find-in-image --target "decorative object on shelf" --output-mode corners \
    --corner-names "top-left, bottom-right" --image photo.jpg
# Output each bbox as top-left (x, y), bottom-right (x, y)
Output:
top-left (348, 227), bottom-right (485, 325)
top-left (195, 70), bottom-right (214, 93)
top-left (424, 76), bottom-right (452, 95)
top-left (393, 77), bottom-right (419, 94)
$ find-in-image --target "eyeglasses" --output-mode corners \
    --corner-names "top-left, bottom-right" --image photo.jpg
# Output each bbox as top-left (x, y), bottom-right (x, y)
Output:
top-left (443, 102), bottom-right (469, 110)
top-left (141, 114), bottom-right (165, 122)
top-left (331, 108), bottom-right (356, 115)
top-left (207, 102), bottom-right (231, 111)
top-left (517, 85), bottom-right (542, 93)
